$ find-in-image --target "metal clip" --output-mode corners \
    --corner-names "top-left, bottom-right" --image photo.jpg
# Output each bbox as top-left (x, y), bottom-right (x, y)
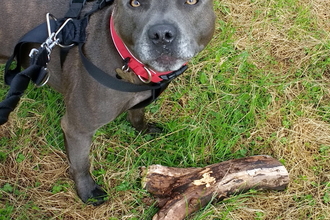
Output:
top-left (29, 48), bottom-right (40, 59)
top-left (46, 13), bottom-right (57, 37)
top-left (41, 32), bottom-right (58, 59)
top-left (41, 13), bottom-right (60, 58)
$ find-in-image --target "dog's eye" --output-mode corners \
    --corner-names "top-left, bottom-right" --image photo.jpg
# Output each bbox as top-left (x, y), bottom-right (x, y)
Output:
top-left (186, 0), bottom-right (198, 5)
top-left (130, 0), bottom-right (141, 7)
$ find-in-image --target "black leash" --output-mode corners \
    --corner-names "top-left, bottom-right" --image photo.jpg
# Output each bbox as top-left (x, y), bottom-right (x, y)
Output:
top-left (0, 0), bottom-right (187, 125)
top-left (0, 50), bottom-right (49, 125)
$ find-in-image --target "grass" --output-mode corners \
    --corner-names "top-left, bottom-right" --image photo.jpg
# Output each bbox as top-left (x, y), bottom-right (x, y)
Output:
top-left (1, 0), bottom-right (330, 219)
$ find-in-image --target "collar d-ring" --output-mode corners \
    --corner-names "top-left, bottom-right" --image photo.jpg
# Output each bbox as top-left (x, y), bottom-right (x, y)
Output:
top-left (138, 67), bottom-right (152, 84)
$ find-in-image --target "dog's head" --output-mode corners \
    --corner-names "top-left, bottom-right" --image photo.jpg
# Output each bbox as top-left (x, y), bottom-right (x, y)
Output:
top-left (112, 0), bottom-right (215, 72)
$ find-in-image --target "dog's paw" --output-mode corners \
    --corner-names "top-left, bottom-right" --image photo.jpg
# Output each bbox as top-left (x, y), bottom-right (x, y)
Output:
top-left (84, 185), bottom-right (108, 206)
top-left (143, 123), bottom-right (163, 135)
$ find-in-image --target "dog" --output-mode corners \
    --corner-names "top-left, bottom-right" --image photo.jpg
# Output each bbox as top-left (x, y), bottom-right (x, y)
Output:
top-left (0, 0), bottom-right (215, 205)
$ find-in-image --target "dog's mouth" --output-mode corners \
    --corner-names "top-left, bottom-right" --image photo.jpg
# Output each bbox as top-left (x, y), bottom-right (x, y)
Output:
top-left (156, 55), bottom-right (177, 63)
top-left (132, 39), bottom-right (196, 72)
top-left (154, 54), bottom-right (183, 69)
top-left (138, 50), bottom-right (192, 72)
top-left (146, 57), bottom-right (188, 72)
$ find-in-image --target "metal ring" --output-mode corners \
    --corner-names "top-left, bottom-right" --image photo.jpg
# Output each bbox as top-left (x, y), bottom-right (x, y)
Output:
top-left (54, 18), bottom-right (75, 48)
top-left (36, 68), bottom-right (50, 88)
top-left (46, 13), bottom-right (74, 48)
top-left (138, 67), bottom-right (152, 84)
top-left (121, 65), bottom-right (130, 72)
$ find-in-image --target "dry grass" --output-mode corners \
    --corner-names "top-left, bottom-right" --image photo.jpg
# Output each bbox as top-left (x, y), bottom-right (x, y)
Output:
top-left (216, 1), bottom-right (330, 219)
top-left (1, 0), bottom-right (330, 219)
top-left (217, 1), bottom-right (330, 219)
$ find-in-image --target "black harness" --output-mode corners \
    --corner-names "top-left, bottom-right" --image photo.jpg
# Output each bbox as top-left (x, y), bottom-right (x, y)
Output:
top-left (0, 0), bottom-right (187, 125)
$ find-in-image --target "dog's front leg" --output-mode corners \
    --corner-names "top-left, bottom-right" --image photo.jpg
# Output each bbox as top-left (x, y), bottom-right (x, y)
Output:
top-left (127, 108), bottom-right (147, 131)
top-left (127, 108), bottom-right (162, 134)
top-left (61, 114), bottom-right (107, 206)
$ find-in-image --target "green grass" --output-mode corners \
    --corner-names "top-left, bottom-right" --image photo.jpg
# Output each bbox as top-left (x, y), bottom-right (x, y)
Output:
top-left (1, 0), bottom-right (330, 219)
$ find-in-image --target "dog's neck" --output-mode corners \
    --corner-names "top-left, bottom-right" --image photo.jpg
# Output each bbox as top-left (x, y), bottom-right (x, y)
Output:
top-left (110, 13), bottom-right (174, 84)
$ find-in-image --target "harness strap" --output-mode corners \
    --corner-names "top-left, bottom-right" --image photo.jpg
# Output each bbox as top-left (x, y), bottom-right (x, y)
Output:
top-left (78, 42), bottom-right (187, 108)
top-left (65, 0), bottom-right (87, 18)
top-left (78, 43), bottom-right (187, 93)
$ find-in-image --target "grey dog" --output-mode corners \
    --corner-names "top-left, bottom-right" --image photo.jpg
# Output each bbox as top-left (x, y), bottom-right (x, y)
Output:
top-left (0, 0), bottom-right (215, 205)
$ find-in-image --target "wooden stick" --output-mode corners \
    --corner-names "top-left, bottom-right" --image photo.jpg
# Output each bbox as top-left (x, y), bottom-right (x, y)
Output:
top-left (141, 155), bottom-right (289, 220)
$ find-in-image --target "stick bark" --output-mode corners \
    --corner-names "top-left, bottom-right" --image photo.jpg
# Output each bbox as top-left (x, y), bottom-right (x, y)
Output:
top-left (141, 155), bottom-right (289, 220)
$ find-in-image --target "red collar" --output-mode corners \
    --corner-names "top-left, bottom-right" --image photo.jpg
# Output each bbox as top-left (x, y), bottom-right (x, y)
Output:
top-left (110, 15), bottom-right (181, 83)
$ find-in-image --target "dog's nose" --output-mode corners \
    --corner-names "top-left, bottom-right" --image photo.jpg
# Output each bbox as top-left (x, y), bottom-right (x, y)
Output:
top-left (148, 24), bottom-right (177, 45)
